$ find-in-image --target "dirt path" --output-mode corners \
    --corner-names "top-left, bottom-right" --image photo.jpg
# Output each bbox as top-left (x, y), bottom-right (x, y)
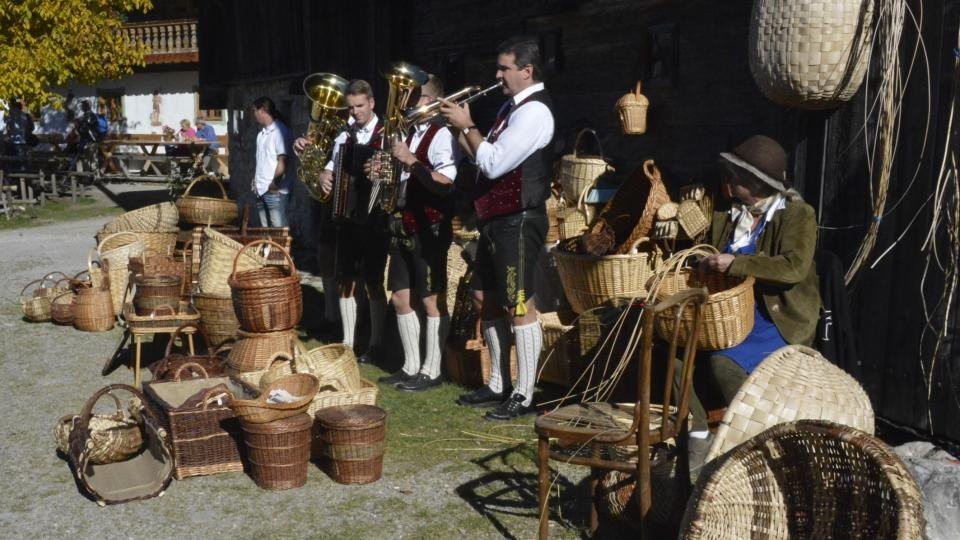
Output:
top-left (0, 211), bottom-right (590, 538)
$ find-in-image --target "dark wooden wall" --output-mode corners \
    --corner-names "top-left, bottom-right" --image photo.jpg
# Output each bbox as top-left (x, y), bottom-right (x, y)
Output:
top-left (199, 0), bottom-right (960, 447)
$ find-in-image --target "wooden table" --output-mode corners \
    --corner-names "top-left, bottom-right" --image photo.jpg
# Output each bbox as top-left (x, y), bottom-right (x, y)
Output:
top-left (99, 139), bottom-right (212, 179)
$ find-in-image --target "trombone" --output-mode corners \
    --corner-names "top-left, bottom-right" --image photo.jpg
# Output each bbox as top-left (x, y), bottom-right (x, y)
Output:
top-left (401, 81), bottom-right (502, 130)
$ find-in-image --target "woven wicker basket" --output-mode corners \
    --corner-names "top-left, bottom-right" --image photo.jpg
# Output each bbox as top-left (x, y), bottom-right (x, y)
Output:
top-left (176, 175), bottom-right (238, 226)
top-left (194, 292), bottom-right (241, 348)
top-left (54, 391), bottom-right (144, 465)
top-left (705, 345), bottom-right (875, 462)
top-left (242, 413), bottom-right (313, 490)
top-left (198, 227), bottom-right (266, 297)
top-left (101, 202), bottom-right (179, 234)
top-left (676, 199), bottom-right (709, 240)
top-left (132, 273), bottom-right (182, 316)
top-left (51, 289), bottom-right (76, 325)
top-left (749, 0), bottom-right (875, 110)
top-left (315, 405), bottom-right (387, 485)
top-left (616, 82), bottom-right (649, 135)
top-left (225, 329), bottom-right (299, 373)
top-left (73, 280), bottom-right (115, 332)
top-left (554, 237), bottom-right (663, 313)
top-left (556, 182), bottom-right (595, 241)
top-left (588, 160), bottom-right (671, 255)
top-left (681, 420), bottom-right (925, 539)
top-left (654, 268), bottom-right (755, 350)
top-left (19, 273), bottom-right (70, 322)
top-left (261, 343), bottom-right (362, 394)
top-left (229, 240), bottom-right (302, 332)
top-left (230, 373), bottom-right (319, 424)
top-left (559, 129), bottom-right (614, 201)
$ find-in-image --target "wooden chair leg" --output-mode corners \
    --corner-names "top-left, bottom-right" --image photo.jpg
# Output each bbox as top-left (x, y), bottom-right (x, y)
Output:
top-left (538, 436), bottom-right (551, 540)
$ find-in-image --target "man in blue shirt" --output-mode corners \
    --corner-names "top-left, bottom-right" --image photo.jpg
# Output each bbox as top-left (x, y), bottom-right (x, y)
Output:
top-left (194, 115), bottom-right (219, 151)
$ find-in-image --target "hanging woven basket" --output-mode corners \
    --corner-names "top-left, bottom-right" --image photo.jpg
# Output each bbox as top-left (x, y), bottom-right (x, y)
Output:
top-left (749, 0), bottom-right (876, 109)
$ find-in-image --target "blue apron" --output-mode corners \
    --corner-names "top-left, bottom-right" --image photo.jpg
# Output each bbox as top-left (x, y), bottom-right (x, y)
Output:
top-left (717, 217), bottom-right (786, 374)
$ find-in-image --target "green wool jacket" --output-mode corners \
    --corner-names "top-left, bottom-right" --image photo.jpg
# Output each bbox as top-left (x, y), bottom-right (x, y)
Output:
top-left (708, 200), bottom-right (821, 346)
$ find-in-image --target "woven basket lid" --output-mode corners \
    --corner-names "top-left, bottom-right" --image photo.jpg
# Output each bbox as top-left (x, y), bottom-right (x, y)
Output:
top-left (316, 404), bottom-right (387, 429)
top-left (241, 412), bottom-right (312, 434)
top-left (616, 82), bottom-right (649, 107)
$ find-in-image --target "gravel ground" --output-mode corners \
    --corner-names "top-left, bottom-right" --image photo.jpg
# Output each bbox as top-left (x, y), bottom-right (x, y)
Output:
top-left (0, 195), bottom-right (592, 539)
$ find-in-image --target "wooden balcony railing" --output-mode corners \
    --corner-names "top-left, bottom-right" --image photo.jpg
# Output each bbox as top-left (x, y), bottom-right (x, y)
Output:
top-left (122, 19), bottom-right (198, 62)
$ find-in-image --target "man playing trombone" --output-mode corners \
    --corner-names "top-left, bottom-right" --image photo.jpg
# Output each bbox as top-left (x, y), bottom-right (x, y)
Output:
top-left (440, 36), bottom-right (556, 420)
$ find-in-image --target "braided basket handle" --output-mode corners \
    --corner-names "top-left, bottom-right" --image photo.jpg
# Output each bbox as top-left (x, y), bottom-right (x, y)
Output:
top-left (230, 239), bottom-right (297, 281)
top-left (182, 174), bottom-right (229, 201)
top-left (172, 361), bottom-right (210, 381)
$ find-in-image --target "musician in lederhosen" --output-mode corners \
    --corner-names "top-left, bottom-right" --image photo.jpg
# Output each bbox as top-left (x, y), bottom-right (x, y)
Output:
top-left (440, 36), bottom-right (556, 420)
top-left (371, 75), bottom-right (461, 391)
top-left (316, 79), bottom-right (392, 362)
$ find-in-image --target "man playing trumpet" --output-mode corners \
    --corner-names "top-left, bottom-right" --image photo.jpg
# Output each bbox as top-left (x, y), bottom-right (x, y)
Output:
top-left (440, 36), bottom-right (556, 420)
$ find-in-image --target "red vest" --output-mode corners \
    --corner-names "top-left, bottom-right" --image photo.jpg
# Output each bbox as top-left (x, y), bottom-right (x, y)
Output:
top-left (401, 123), bottom-right (449, 234)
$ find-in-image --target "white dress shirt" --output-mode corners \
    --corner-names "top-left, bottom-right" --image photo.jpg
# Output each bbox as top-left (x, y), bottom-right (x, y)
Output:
top-left (474, 82), bottom-right (554, 179)
top-left (254, 121), bottom-right (287, 195)
top-left (401, 122), bottom-right (460, 183)
top-left (324, 114), bottom-right (379, 172)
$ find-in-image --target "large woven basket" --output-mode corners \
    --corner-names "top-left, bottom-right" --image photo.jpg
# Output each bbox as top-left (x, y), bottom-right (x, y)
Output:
top-left (315, 405), bottom-right (387, 485)
top-left (681, 420), bottom-right (925, 539)
top-left (198, 228), bottom-right (266, 297)
top-left (749, 0), bottom-right (876, 110)
top-left (98, 233), bottom-right (145, 316)
top-left (260, 343), bottom-right (361, 393)
top-left (559, 129), bottom-right (614, 201)
top-left (588, 159), bottom-right (671, 255)
top-left (230, 373), bottom-right (319, 424)
top-left (241, 413), bottom-right (313, 490)
top-left (54, 391), bottom-right (144, 465)
top-left (176, 175), bottom-right (238, 226)
top-left (73, 280), bottom-right (115, 332)
top-left (101, 202), bottom-right (179, 234)
top-left (132, 273), bottom-right (182, 316)
top-left (194, 292), bottom-right (241, 348)
top-left (554, 237), bottom-right (663, 313)
top-left (229, 240), bottom-right (303, 332)
top-left (705, 345), bottom-right (875, 463)
top-left (225, 329), bottom-right (299, 373)
top-left (654, 268), bottom-right (755, 350)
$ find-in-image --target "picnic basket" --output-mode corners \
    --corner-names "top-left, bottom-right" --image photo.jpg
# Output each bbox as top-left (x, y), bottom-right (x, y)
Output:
top-left (559, 128), bottom-right (614, 201)
top-left (554, 237), bottom-right (663, 313)
top-left (229, 240), bottom-right (302, 332)
top-left (64, 384), bottom-right (173, 506)
top-left (143, 363), bottom-right (259, 479)
top-left (176, 174), bottom-right (238, 226)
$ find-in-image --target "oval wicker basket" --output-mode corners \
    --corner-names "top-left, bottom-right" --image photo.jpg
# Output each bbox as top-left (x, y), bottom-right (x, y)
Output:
top-left (615, 82), bottom-right (649, 135)
top-left (554, 237), bottom-right (663, 313)
top-left (54, 392), bottom-right (144, 465)
top-left (229, 240), bottom-right (302, 332)
top-left (73, 280), bottom-right (115, 332)
top-left (176, 175), bottom-right (239, 226)
top-left (654, 269), bottom-right (755, 351)
top-left (225, 328), bottom-right (299, 373)
top-left (198, 228), bottom-right (266, 297)
top-left (559, 129), bottom-right (614, 201)
top-left (229, 373), bottom-right (319, 424)
top-left (748, 0), bottom-right (875, 110)
top-left (19, 273), bottom-right (69, 322)
top-left (260, 343), bottom-right (361, 392)
top-left (100, 202), bottom-right (179, 234)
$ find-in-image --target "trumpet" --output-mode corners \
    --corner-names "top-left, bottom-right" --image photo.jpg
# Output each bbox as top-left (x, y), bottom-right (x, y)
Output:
top-left (401, 81), bottom-right (503, 129)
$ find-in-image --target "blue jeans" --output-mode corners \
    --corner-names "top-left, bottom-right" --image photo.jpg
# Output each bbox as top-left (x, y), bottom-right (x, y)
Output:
top-left (255, 191), bottom-right (289, 227)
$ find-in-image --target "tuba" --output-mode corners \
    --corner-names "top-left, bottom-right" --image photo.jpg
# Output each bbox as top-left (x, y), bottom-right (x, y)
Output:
top-left (297, 72), bottom-right (349, 201)
top-left (367, 62), bottom-right (428, 214)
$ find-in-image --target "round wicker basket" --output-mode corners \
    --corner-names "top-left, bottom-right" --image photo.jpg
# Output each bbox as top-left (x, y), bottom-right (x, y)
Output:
top-left (176, 175), bottom-right (239, 226)
top-left (615, 82), bottom-right (649, 135)
top-left (54, 392), bottom-right (143, 465)
top-left (559, 129), bottom-right (614, 201)
top-left (654, 269), bottom-right (755, 351)
top-left (554, 238), bottom-right (663, 313)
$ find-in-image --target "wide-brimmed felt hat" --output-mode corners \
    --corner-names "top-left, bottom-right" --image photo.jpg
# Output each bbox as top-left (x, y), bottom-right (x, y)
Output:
top-left (719, 135), bottom-right (788, 192)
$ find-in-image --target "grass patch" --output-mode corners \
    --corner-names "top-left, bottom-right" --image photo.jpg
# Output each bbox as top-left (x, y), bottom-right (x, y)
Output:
top-left (0, 197), bottom-right (122, 230)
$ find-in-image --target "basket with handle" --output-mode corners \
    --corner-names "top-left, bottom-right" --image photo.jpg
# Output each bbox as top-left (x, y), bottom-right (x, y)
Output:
top-left (615, 82), bottom-right (649, 135)
top-left (100, 202), bottom-right (179, 233)
top-left (556, 181), bottom-right (596, 241)
top-left (194, 291), bottom-right (241, 347)
top-left (229, 239), bottom-right (303, 332)
top-left (51, 288), bottom-right (76, 325)
top-left (651, 245), bottom-right (755, 350)
top-left (586, 159), bottom-right (671, 255)
top-left (55, 389), bottom-right (144, 464)
top-left (64, 384), bottom-right (174, 505)
top-left (19, 272), bottom-right (70, 322)
top-left (197, 227), bottom-right (267, 296)
top-left (98, 233), bottom-right (144, 316)
top-left (260, 342), bottom-right (361, 393)
top-left (176, 174), bottom-right (239, 226)
top-left (559, 128), bottom-right (615, 201)
top-left (554, 237), bottom-right (664, 313)
top-left (73, 267), bottom-right (115, 332)
top-left (148, 323), bottom-right (227, 382)
top-left (229, 373), bottom-right (319, 424)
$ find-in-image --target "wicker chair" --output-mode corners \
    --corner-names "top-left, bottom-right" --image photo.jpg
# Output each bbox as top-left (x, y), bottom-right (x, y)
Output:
top-left (535, 288), bottom-right (708, 538)
top-left (705, 344), bottom-right (875, 463)
top-left (681, 420), bottom-right (925, 539)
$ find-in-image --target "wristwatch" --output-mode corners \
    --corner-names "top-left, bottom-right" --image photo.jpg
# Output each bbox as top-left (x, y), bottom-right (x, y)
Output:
top-left (462, 125), bottom-right (477, 135)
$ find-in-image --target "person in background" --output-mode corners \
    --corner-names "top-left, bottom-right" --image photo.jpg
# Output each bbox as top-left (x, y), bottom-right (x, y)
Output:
top-left (178, 119), bottom-right (196, 141)
top-left (251, 96), bottom-right (292, 227)
top-left (194, 115), bottom-right (219, 150)
top-left (683, 134), bottom-right (820, 476)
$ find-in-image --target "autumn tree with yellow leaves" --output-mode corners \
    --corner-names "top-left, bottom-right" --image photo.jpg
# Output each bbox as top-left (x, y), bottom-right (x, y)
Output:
top-left (0, 0), bottom-right (154, 110)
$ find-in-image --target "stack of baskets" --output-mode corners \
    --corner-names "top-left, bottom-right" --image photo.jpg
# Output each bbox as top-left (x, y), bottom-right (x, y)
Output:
top-left (97, 202), bottom-right (179, 258)
top-left (228, 240), bottom-right (302, 333)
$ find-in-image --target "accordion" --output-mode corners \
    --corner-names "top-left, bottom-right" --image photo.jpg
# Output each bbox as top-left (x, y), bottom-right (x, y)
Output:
top-left (332, 141), bottom-right (376, 223)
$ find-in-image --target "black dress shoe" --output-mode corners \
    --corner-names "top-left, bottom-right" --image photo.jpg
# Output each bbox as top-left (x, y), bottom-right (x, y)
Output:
top-left (457, 386), bottom-right (510, 408)
top-left (484, 393), bottom-right (535, 420)
top-left (377, 371), bottom-right (413, 385)
top-left (397, 373), bottom-right (442, 392)
top-left (358, 346), bottom-right (381, 364)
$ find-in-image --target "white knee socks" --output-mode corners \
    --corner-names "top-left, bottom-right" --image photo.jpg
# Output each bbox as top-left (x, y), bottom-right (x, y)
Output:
top-left (482, 319), bottom-right (513, 394)
top-left (513, 321), bottom-right (542, 407)
top-left (339, 297), bottom-right (357, 348)
top-left (397, 311), bottom-right (421, 376)
top-left (422, 316), bottom-right (444, 379)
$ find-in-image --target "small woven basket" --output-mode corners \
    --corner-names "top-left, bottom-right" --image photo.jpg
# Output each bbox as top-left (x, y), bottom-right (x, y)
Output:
top-left (176, 175), bottom-right (239, 226)
top-left (616, 82), bottom-right (649, 135)
top-left (559, 129), bottom-right (614, 201)
top-left (260, 343), bottom-right (362, 396)
top-left (556, 182), bottom-right (595, 241)
top-left (229, 240), bottom-right (303, 332)
top-left (51, 289), bottom-right (76, 325)
top-left (676, 199), bottom-right (709, 240)
top-left (73, 279), bottom-right (115, 332)
top-left (54, 391), bottom-right (144, 465)
top-left (241, 413), bottom-right (313, 490)
top-left (132, 273), bottom-right (182, 316)
top-left (554, 237), bottom-right (663, 313)
top-left (198, 227), bottom-right (267, 297)
top-left (225, 329), bottom-right (299, 373)
top-left (681, 420), bottom-right (925, 539)
top-left (230, 373), bottom-right (319, 424)
top-left (314, 405), bottom-right (387, 485)
top-left (19, 273), bottom-right (70, 322)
